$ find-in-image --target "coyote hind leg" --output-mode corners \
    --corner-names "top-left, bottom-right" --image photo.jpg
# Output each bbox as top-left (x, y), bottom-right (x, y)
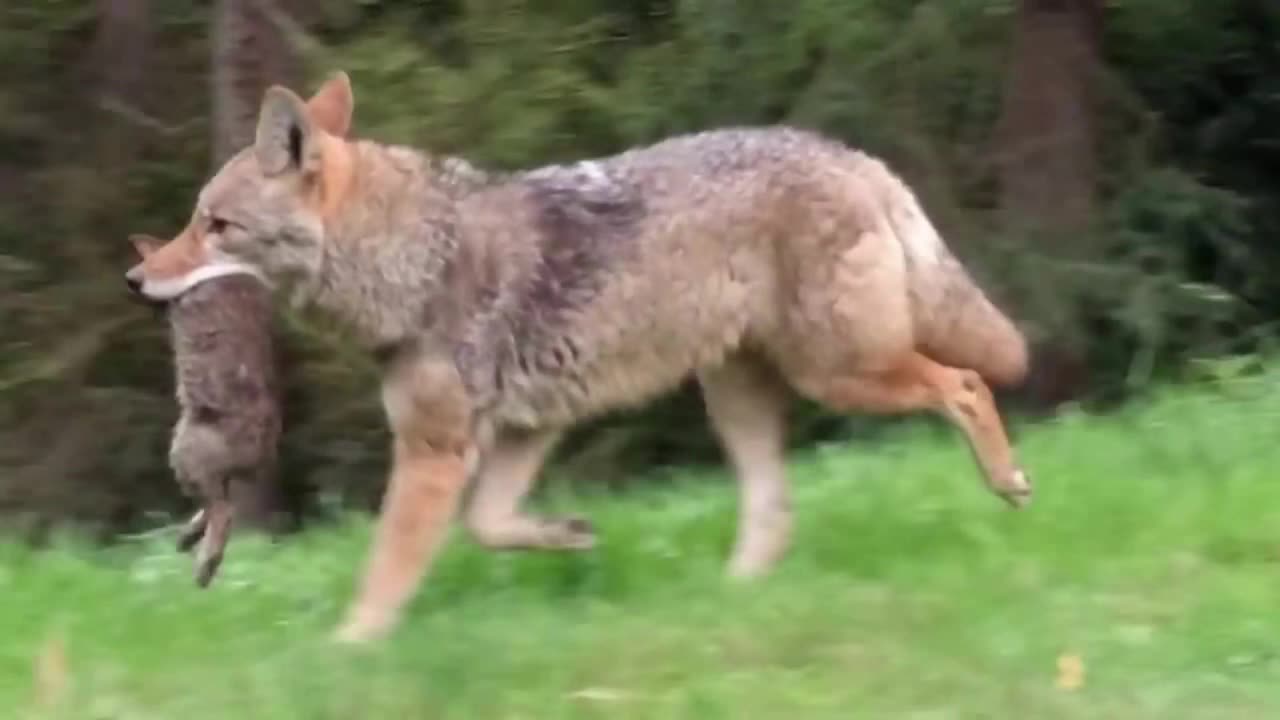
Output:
top-left (699, 356), bottom-right (793, 579)
top-left (798, 352), bottom-right (1031, 507)
top-left (462, 427), bottom-right (596, 551)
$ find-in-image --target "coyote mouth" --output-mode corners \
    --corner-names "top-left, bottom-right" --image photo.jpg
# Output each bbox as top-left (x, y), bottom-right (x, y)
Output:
top-left (129, 262), bottom-right (270, 303)
top-left (125, 287), bottom-right (170, 310)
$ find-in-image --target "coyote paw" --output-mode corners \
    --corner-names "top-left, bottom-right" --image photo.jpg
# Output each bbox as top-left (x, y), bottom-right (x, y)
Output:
top-left (542, 515), bottom-right (597, 550)
top-left (997, 468), bottom-right (1033, 509)
top-left (726, 546), bottom-right (786, 581)
top-left (332, 609), bottom-right (396, 645)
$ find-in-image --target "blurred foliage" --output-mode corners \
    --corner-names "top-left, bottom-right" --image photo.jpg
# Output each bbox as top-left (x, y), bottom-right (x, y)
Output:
top-left (0, 0), bottom-right (1277, 535)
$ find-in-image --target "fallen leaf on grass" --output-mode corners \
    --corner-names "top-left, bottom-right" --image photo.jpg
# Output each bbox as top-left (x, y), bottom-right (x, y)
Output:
top-left (1056, 652), bottom-right (1085, 691)
top-left (567, 687), bottom-right (631, 702)
top-left (34, 629), bottom-right (70, 709)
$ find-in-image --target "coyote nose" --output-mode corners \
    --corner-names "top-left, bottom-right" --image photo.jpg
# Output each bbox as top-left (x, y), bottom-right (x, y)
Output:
top-left (124, 268), bottom-right (143, 295)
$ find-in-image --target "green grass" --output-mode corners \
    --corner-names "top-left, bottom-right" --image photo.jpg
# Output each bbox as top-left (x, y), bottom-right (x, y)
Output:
top-left (4, 376), bottom-right (1280, 719)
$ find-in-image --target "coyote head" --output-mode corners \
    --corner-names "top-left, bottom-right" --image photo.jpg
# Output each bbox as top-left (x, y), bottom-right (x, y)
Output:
top-left (125, 72), bottom-right (355, 302)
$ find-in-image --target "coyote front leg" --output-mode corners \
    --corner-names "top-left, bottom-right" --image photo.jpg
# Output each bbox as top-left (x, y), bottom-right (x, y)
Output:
top-left (335, 358), bottom-right (472, 643)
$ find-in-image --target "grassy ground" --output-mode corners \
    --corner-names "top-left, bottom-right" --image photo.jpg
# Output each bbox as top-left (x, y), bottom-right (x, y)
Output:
top-left (3, 376), bottom-right (1280, 719)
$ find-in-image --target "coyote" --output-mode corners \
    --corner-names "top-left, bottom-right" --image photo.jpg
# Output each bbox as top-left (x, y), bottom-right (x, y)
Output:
top-left (128, 236), bottom-right (282, 587)
top-left (124, 72), bottom-right (1032, 643)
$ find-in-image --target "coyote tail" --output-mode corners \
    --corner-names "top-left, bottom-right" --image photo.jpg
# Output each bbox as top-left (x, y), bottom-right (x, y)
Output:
top-left (885, 189), bottom-right (1029, 387)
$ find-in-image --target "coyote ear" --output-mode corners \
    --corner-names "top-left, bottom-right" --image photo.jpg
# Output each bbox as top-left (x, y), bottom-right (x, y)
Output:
top-left (306, 71), bottom-right (354, 138)
top-left (129, 233), bottom-right (161, 259)
top-left (254, 85), bottom-right (319, 177)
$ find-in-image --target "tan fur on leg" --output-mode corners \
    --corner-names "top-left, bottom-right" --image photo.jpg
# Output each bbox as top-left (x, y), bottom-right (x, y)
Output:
top-left (802, 353), bottom-right (1031, 507)
top-left (699, 357), bottom-right (793, 578)
top-left (335, 440), bottom-right (468, 643)
top-left (335, 355), bottom-right (474, 643)
top-left (463, 428), bottom-right (595, 550)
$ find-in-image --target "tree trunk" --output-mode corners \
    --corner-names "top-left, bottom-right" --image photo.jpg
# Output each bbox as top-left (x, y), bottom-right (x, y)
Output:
top-left (91, 0), bottom-right (151, 110)
top-left (208, 0), bottom-right (303, 529)
top-left (996, 0), bottom-right (1103, 407)
top-left (997, 0), bottom-right (1102, 235)
top-left (77, 0), bottom-right (152, 267)
top-left (210, 0), bottom-right (304, 166)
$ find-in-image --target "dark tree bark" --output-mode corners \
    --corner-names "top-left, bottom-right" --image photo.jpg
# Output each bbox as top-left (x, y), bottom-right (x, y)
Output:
top-left (210, 0), bottom-right (304, 166)
top-left (75, 0), bottom-right (154, 267)
top-left (997, 0), bottom-right (1102, 234)
top-left (208, 0), bottom-right (306, 529)
top-left (996, 0), bottom-right (1104, 407)
top-left (90, 0), bottom-right (151, 107)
